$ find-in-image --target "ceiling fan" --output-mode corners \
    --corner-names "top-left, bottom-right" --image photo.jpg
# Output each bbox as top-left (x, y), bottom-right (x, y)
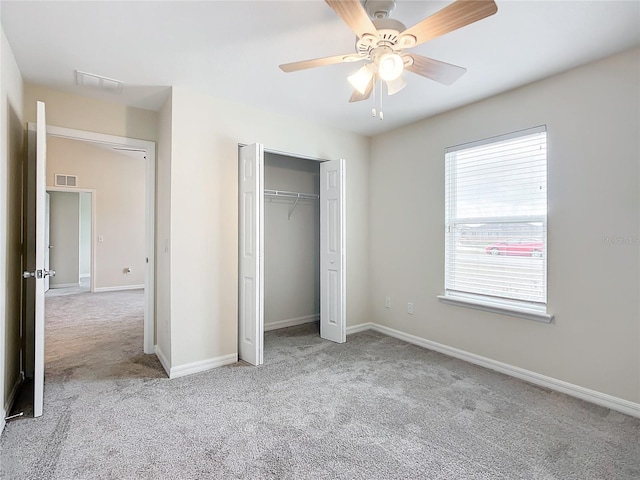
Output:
top-left (279, 0), bottom-right (498, 106)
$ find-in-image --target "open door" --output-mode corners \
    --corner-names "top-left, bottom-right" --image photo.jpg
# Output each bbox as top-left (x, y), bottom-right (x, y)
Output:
top-left (238, 143), bottom-right (264, 366)
top-left (320, 159), bottom-right (346, 343)
top-left (44, 192), bottom-right (51, 292)
top-left (24, 101), bottom-right (53, 417)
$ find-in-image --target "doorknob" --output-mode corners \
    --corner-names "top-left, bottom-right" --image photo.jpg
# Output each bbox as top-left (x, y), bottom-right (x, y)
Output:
top-left (23, 270), bottom-right (43, 279)
top-left (23, 269), bottom-right (55, 279)
top-left (48, 245), bottom-right (53, 249)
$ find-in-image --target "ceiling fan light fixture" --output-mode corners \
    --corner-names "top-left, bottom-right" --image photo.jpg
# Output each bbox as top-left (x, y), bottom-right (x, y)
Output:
top-left (386, 75), bottom-right (407, 95)
top-left (378, 53), bottom-right (404, 81)
top-left (348, 64), bottom-right (374, 94)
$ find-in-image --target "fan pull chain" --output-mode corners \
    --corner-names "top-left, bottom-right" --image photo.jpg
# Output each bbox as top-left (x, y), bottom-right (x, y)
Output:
top-left (371, 77), bottom-right (377, 117)
top-left (380, 81), bottom-right (384, 120)
top-left (379, 78), bottom-right (384, 120)
top-left (370, 78), bottom-right (385, 121)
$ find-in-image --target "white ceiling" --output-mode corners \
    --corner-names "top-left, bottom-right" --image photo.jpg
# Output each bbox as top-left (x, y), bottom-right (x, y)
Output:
top-left (2, 1), bottom-right (639, 136)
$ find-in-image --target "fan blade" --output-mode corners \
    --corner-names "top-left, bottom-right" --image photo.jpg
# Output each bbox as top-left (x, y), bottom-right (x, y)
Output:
top-left (325, 0), bottom-right (378, 39)
top-left (349, 76), bottom-right (375, 103)
top-left (279, 54), bottom-right (364, 73)
top-left (399, 0), bottom-right (497, 47)
top-left (405, 54), bottom-right (467, 86)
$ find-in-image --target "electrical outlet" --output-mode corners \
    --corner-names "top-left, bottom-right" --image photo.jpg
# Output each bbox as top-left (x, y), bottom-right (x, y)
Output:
top-left (407, 302), bottom-right (414, 315)
top-left (385, 296), bottom-right (391, 308)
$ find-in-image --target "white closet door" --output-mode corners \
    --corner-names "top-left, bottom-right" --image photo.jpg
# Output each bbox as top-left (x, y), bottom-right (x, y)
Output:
top-left (320, 159), bottom-right (346, 343)
top-left (238, 143), bottom-right (264, 365)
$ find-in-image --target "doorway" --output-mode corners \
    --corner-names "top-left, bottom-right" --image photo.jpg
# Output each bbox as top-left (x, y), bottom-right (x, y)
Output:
top-left (42, 125), bottom-right (156, 354)
top-left (45, 189), bottom-right (94, 294)
top-left (21, 115), bottom-right (156, 418)
top-left (238, 144), bottom-right (346, 366)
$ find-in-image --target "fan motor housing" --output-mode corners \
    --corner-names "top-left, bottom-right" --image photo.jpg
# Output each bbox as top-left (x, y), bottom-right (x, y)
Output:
top-left (355, 18), bottom-right (407, 56)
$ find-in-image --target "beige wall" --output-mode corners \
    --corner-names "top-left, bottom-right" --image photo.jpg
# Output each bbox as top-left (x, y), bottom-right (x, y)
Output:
top-left (264, 153), bottom-right (320, 327)
top-left (369, 48), bottom-right (640, 403)
top-left (24, 84), bottom-right (158, 142)
top-left (164, 86), bottom-right (370, 369)
top-left (1, 27), bottom-right (24, 421)
top-left (47, 137), bottom-right (146, 289)
top-left (48, 191), bottom-right (80, 287)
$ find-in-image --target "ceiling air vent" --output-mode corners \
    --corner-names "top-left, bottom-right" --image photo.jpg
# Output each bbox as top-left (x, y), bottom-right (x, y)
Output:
top-left (75, 70), bottom-right (124, 94)
top-left (55, 174), bottom-right (78, 187)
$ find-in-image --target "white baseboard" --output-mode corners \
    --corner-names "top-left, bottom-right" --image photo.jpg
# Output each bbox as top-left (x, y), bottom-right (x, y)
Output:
top-left (346, 322), bottom-right (375, 335)
top-left (2, 371), bottom-right (25, 433)
top-left (347, 322), bottom-right (640, 419)
top-left (168, 353), bottom-right (238, 379)
top-left (264, 314), bottom-right (319, 332)
top-left (94, 284), bottom-right (144, 292)
top-left (154, 345), bottom-right (170, 377)
top-left (50, 283), bottom-right (80, 289)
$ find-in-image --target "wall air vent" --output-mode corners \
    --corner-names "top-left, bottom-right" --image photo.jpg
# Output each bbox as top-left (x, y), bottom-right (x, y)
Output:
top-left (55, 174), bottom-right (78, 187)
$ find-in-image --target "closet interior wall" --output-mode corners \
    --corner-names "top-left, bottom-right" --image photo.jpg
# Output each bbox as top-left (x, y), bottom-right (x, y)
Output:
top-left (264, 153), bottom-right (320, 331)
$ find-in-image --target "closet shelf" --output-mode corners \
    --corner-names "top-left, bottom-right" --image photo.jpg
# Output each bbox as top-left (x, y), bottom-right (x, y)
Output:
top-left (264, 189), bottom-right (319, 220)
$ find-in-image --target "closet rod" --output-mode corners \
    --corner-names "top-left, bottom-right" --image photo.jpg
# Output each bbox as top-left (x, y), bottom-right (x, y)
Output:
top-left (264, 189), bottom-right (318, 220)
top-left (264, 189), bottom-right (318, 200)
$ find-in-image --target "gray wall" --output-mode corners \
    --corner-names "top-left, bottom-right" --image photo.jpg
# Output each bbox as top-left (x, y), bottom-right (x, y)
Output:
top-left (369, 48), bottom-right (640, 403)
top-left (159, 85), bottom-right (370, 369)
top-left (49, 191), bottom-right (80, 287)
top-left (264, 153), bottom-right (320, 328)
top-left (79, 192), bottom-right (91, 278)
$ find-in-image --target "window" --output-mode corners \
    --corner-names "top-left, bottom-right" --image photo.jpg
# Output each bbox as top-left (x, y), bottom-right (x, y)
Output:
top-left (441, 126), bottom-right (551, 321)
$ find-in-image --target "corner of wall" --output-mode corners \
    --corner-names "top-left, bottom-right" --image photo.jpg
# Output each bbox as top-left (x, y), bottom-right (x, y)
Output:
top-left (155, 88), bottom-right (173, 362)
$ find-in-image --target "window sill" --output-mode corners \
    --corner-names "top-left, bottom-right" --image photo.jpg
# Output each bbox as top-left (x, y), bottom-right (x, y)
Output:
top-left (437, 295), bottom-right (554, 323)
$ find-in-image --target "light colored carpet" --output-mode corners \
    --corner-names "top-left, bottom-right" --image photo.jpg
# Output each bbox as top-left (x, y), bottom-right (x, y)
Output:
top-left (45, 277), bottom-right (91, 297)
top-left (1, 290), bottom-right (638, 479)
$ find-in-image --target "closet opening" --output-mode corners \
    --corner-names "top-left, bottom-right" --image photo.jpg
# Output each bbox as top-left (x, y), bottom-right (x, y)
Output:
top-left (238, 144), bottom-right (346, 366)
top-left (263, 152), bottom-right (320, 334)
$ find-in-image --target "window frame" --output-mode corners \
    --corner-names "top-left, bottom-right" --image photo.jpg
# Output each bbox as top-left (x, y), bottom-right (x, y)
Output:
top-left (439, 126), bottom-right (553, 323)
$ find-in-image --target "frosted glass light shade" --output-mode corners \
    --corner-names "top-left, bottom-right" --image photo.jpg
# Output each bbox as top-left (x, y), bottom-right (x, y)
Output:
top-left (348, 65), bottom-right (374, 94)
top-left (386, 76), bottom-right (407, 95)
top-left (378, 53), bottom-right (404, 81)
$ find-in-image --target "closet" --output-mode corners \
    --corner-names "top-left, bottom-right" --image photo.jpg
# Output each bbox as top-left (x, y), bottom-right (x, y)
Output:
top-left (263, 152), bottom-right (320, 333)
top-left (238, 143), bottom-right (345, 366)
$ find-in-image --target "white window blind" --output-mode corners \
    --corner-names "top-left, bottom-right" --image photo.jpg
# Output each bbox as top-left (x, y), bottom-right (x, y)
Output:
top-left (444, 126), bottom-right (548, 313)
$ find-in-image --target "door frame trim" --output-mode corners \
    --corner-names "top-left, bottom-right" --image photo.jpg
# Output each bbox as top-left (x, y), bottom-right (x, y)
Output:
top-left (29, 124), bottom-right (156, 354)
